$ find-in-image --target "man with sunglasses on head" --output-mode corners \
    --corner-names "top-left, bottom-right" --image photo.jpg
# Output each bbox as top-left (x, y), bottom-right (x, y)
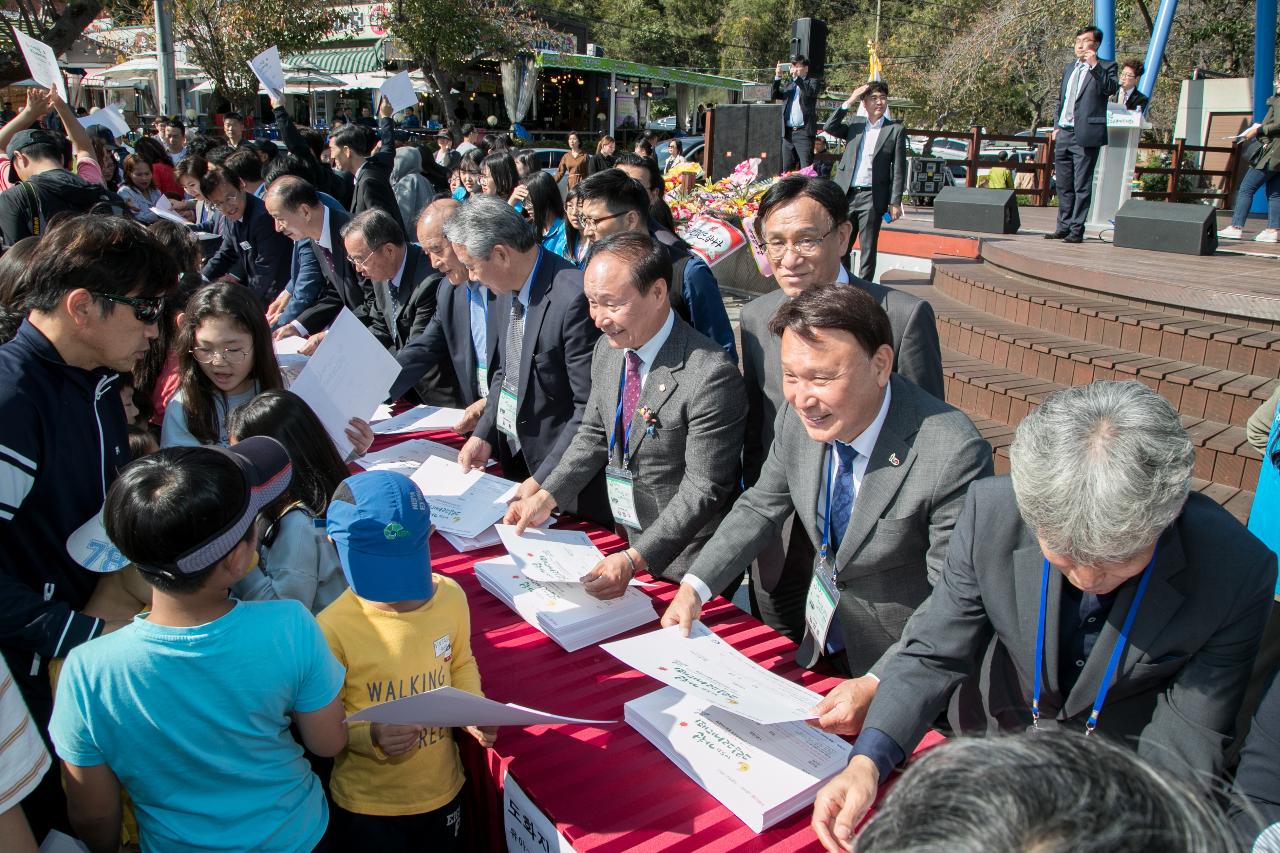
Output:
top-left (0, 215), bottom-right (178, 839)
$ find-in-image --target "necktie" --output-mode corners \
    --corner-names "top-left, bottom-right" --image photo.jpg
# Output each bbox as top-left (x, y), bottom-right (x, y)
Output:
top-left (1062, 63), bottom-right (1085, 127)
top-left (319, 245), bottom-right (335, 275)
top-left (829, 443), bottom-right (859, 550)
top-left (503, 298), bottom-right (526, 395)
top-left (622, 350), bottom-right (642, 428)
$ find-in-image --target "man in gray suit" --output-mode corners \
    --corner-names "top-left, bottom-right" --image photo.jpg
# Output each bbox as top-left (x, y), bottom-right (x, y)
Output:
top-left (742, 176), bottom-right (945, 642)
top-left (341, 208), bottom-right (462, 406)
top-left (823, 82), bottom-right (907, 281)
top-left (454, 196), bottom-right (608, 525)
top-left (662, 285), bottom-right (991, 677)
top-left (811, 381), bottom-right (1276, 852)
top-left (505, 233), bottom-right (746, 598)
top-left (1047, 25), bottom-right (1119, 243)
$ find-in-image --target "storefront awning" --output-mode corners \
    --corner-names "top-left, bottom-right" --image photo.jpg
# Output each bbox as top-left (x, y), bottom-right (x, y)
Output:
top-left (286, 41), bottom-right (386, 75)
top-left (535, 51), bottom-right (747, 92)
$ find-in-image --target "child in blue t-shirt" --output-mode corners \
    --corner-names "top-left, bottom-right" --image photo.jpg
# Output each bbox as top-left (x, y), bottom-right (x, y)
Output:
top-left (49, 438), bottom-right (348, 853)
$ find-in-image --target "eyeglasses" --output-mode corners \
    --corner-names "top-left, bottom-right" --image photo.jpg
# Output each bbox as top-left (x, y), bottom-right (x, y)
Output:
top-left (579, 210), bottom-right (627, 230)
top-left (763, 226), bottom-right (836, 259)
top-left (206, 190), bottom-right (241, 212)
top-left (347, 247), bottom-right (380, 268)
top-left (190, 345), bottom-right (252, 365)
top-left (90, 291), bottom-right (163, 324)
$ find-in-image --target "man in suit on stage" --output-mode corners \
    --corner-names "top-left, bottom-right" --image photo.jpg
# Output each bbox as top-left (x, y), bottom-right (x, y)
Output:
top-left (453, 196), bottom-right (608, 525)
top-left (810, 381), bottom-right (1276, 851)
top-left (1047, 26), bottom-right (1119, 243)
top-left (661, 284), bottom-right (991, 677)
top-left (741, 175), bottom-right (944, 642)
top-left (773, 54), bottom-right (821, 172)
top-left (823, 82), bottom-right (907, 281)
top-left (389, 198), bottom-right (503, 431)
top-left (504, 232), bottom-right (747, 597)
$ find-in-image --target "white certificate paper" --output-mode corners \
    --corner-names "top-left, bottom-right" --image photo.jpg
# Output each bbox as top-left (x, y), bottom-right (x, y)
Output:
top-left (347, 685), bottom-right (615, 727)
top-left (247, 45), bottom-right (285, 100)
top-left (409, 456), bottom-right (516, 538)
top-left (13, 30), bottom-right (66, 100)
top-left (496, 525), bottom-right (652, 586)
top-left (289, 308), bottom-right (400, 458)
top-left (360, 438), bottom-right (465, 474)
top-left (602, 623), bottom-right (824, 725)
top-left (371, 404), bottom-right (467, 435)
top-left (379, 71), bottom-right (418, 113)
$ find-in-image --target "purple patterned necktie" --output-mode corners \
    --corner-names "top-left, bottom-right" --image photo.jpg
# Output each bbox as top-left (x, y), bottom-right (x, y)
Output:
top-left (622, 350), bottom-right (642, 428)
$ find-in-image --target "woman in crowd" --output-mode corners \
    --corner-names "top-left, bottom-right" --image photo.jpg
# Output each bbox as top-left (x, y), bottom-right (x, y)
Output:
top-left (520, 170), bottom-right (568, 259)
top-left (133, 136), bottom-right (183, 197)
top-left (588, 135), bottom-right (617, 175)
top-left (481, 151), bottom-right (520, 201)
top-left (117, 155), bottom-right (164, 224)
top-left (553, 132), bottom-right (589, 190)
top-left (1220, 71), bottom-right (1280, 244)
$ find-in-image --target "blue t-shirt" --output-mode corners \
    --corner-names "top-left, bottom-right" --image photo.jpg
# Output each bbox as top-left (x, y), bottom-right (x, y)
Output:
top-left (50, 600), bottom-right (345, 853)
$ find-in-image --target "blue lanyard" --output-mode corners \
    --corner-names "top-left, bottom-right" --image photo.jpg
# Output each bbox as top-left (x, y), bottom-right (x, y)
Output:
top-left (818, 450), bottom-right (838, 584)
top-left (1031, 543), bottom-right (1159, 734)
top-left (606, 357), bottom-right (635, 467)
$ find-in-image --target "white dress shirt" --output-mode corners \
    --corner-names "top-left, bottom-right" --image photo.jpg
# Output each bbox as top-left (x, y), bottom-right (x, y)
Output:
top-left (291, 206), bottom-right (334, 337)
top-left (627, 309), bottom-right (676, 390)
top-left (853, 116), bottom-right (886, 189)
top-left (788, 80), bottom-right (806, 128)
top-left (1059, 62), bottom-right (1088, 128)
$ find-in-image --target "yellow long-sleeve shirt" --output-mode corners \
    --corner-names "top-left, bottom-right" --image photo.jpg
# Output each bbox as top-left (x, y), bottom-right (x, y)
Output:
top-left (317, 576), bottom-right (482, 815)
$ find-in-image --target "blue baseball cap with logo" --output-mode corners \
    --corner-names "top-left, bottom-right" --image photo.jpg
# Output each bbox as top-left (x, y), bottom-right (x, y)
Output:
top-left (326, 470), bottom-right (433, 602)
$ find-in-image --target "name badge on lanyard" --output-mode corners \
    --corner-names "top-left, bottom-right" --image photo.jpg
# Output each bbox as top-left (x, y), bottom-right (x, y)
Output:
top-left (606, 358), bottom-right (643, 529)
top-left (476, 362), bottom-right (489, 399)
top-left (497, 386), bottom-right (519, 438)
top-left (804, 450), bottom-right (840, 645)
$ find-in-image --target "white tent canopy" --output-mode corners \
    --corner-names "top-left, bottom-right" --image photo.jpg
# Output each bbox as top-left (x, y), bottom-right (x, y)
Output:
top-left (89, 53), bottom-right (203, 83)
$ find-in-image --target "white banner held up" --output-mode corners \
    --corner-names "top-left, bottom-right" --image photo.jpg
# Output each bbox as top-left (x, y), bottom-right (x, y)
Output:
top-left (247, 46), bottom-right (285, 101)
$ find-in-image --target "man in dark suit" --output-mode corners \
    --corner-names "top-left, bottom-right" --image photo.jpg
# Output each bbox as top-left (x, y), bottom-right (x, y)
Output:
top-left (773, 54), bottom-right (821, 172)
top-left (824, 81), bottom-right (907, 281)
top-left (452, 196), bottom-right (607, 524)
top-left (1117, 59), bottom-right (1150, 112)
top-left (264, 176), bottom-right (367, 352)
top-left (328, 103), bottom-right (405, 232)
top-left (389, 199), bottom-right (502, 431)
top-left (662, 284), bottom-right (991, 677)
top-left (200, 165), bottom-right (293, 304)
top-left (810, 381), bottom-right (1276, 850)
top-left (505, 232), bottom-right (747, 596)
top-left (1047, 26), bottom-right (1119, 243)
top-left (340, 208), bottom-right (462, 407)
top-left (271, 95), bottom-right (354, 208)
top-left (741, 175), bottom-right (944, 642)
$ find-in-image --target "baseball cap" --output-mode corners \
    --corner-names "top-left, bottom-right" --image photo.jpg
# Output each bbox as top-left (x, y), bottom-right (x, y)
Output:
top-left (435, 129), bottom-right (451, 139)
top-left (6, 128), bottom-right (61, 159)
top-left (326, 471), bottom-right (433, 602)
top-left (135, 436), bottom-right (292, 579)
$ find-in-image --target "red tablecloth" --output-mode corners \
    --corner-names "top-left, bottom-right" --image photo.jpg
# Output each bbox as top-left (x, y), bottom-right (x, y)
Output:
top-left (366, 428), bottom-right (942, 851)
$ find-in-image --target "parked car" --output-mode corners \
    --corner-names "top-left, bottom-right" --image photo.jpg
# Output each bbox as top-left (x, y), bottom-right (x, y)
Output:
top-left (527, 147), bottom-right (567, 175)
top-left (656, 135), bottom-right (704, 171)
top-left (646, 115), bottom-right (679, 132)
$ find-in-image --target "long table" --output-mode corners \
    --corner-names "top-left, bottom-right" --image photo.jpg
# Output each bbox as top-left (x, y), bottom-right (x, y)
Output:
top-left (368, 427), bottom-right (941, 851)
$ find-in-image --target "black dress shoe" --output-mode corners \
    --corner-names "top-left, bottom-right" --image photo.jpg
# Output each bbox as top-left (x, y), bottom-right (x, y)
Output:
top-left (1063, 233), bottom-right (1083, 243)
top-left (1044, 231), bottom-right (1068, 239)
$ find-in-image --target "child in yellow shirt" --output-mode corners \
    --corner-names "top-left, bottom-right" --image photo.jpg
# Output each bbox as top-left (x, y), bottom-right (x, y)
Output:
top-left (318, 470), bottom-right (495, 851)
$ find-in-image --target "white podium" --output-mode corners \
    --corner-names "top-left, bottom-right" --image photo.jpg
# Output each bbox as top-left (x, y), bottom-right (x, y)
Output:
top-left (1086, 104), bottom-right (1148, 229)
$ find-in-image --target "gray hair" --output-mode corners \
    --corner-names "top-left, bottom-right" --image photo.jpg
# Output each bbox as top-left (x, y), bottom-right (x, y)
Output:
top-left (1009, 380), bottom-right (1192, 565)
top-left (341, 208), bottom-right (405, 250)
top-left (441, 193), bottom-right (536, 260)
top-left (854, 734), bottom-right (1236, 853)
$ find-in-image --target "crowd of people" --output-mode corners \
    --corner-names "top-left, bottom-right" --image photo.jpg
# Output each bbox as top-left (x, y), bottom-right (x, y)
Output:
top-left (1, 33), bottom-right (1280, 852)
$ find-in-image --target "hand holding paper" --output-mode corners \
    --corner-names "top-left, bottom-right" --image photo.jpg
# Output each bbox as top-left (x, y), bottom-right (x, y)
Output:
top-left (248, 46), bottom-right (286, 101)
top-left (12, 29), bottom-right (67, 100)
top-left (379, 71), bottom-right (418, 114)
top-left (347, 686), bottom-right (616, 727)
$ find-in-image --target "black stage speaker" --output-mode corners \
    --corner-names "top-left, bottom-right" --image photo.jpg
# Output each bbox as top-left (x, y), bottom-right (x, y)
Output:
top-left (934, 187), bottom-right (1020, 234)
top-left (709, 104), bottom-right (783, 182)
top-left (790, 18), bottom-right (827, 80)
top-left (1113, 200), bottom-right (1217, 255)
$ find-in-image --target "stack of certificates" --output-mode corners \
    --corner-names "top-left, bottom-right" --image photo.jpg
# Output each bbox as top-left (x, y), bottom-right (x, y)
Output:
top-left (624, 687), bottom-right (854, 833)
top-left (474, 557), bottom-right (657, 652)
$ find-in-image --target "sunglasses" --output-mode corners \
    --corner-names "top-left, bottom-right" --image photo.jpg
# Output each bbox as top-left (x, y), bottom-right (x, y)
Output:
top-left (90, 291), bottom-right (163, 324)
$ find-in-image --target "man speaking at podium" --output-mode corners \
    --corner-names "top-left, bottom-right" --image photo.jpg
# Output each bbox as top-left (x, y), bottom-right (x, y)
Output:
top-left (1046, 25), bottom-right (1118, 244)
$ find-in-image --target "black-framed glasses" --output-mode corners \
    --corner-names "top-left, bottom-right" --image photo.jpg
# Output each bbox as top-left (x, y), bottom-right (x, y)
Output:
top-left (89, 291), bottom-right (163, 323)
top-left (579, 210), bottom-right (627, 230)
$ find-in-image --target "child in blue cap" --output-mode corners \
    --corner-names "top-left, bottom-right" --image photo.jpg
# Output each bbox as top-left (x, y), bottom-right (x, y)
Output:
top-left (317, 470), bottom-right (494, 851)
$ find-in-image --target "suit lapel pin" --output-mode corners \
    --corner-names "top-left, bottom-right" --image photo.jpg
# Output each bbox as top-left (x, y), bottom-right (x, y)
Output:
top-left (889, 452), bottom-right (901, 466)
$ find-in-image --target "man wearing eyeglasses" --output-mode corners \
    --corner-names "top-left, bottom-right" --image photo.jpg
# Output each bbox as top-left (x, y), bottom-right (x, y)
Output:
top-left (737, 175), bottom-right (944, 645)
top-left (0, 215), bottom-right (178, 838)
top-left (200, 165), bottom-right (293, 305)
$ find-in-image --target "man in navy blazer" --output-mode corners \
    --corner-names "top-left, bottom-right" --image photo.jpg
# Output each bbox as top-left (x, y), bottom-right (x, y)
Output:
top-left (773, 54), bottom-right (821, 171)
top-left (1047, 25), bottom-right (1119, 243)
top-left (200, 167), bottom-right (293, 305)
top-left (389, 198), bottom-right (503, 427)
top-left (452, 196), bottom-right (608, 524)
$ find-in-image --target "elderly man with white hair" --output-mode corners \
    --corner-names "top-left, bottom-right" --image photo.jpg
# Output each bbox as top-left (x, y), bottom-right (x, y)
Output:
top-left (809, 380), bottom-right (1277, 853)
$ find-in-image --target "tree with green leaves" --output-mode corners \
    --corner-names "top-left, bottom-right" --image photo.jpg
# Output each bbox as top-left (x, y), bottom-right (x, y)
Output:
top-left (169, 0), bottom-right (341, 112)
top-left (0, 0), bottom-right (133, 86)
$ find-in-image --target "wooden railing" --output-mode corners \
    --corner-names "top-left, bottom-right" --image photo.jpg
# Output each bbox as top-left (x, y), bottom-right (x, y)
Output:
top-left (901, 127), bottom-right (1242, 208)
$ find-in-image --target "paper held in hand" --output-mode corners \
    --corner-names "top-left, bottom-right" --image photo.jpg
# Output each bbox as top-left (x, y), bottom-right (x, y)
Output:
top-left (80, 104), bottom-right (130, 138)
top-left (602, 622), bottom-right (824, 725)
top-left (625, 687), bottom-right (854, 833)
top-left (474, 556), bottom-right (657, 652)
top-left (496, 524), bottom-right (653, 586)
top-left (247, 45), bottom-right (286, 100)
top-left (12, 29), bottom-right (67, 100)
top-left (371, 404), bottom-right (468, 434)
top-left (409, 456), bottom-right (516, 538)
top-left (288, 308), bottom-right (400, 458)
top-left (347, 685), bottom-right (616, 727)
top-left (379, 71), bottom-right (418, 114)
